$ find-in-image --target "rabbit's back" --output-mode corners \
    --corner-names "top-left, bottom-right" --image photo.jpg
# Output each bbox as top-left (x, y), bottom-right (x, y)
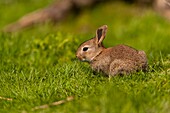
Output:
top-left (109, 44), bottom-right (139, 60)
top-left (110, 45), bottom-right (147, 71)
top-left (91, 44), bottom-right (147, 76)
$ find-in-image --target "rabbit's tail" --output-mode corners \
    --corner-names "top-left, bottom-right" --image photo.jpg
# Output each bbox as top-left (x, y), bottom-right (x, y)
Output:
top-left (138, 51), bottom-right (148, 71)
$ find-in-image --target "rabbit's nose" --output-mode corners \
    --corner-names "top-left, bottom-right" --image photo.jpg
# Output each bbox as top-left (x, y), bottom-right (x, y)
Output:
top-left (76, 54), bottom-right (83, 61)
top-left (76, 53), bottom-right (81, 58)
top-left (76, 54), bottom-right (80, 59)
top-left (76, 54), bottom-right (79, 58)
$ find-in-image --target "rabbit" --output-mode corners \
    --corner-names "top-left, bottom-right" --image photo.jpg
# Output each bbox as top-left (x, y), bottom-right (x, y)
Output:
top-left (76, 25), bottom-right (148, 76)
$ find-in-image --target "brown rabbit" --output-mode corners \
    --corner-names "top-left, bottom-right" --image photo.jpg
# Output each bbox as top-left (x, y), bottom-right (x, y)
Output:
top-left (76, 25), bottom-right (148, 76)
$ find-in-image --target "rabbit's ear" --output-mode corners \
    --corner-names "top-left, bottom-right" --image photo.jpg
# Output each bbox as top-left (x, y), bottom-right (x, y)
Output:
top-left (95, 25), bottom-right (108, 46)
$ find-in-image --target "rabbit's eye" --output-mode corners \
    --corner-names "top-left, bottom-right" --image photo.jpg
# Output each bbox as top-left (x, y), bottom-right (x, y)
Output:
top-left (83, 47), bottom-right (88, 51)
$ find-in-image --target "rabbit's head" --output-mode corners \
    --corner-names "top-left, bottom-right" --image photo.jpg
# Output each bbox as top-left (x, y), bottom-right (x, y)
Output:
top-left (76, 25), bottom-right (108, 62)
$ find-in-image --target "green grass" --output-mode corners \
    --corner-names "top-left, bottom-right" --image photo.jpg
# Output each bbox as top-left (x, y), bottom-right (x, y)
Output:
top-left (0, 1), bottom-right (170, 113)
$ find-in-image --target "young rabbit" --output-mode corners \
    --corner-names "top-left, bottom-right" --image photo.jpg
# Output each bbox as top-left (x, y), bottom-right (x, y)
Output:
top-left (76, 25), bottom-right (148, 76)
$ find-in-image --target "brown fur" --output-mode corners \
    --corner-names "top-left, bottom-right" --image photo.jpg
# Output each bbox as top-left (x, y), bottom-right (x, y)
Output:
top-left (76, 25), bottom-right (148, 76)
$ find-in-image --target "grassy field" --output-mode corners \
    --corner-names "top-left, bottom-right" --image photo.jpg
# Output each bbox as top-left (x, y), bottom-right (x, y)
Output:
top-left (0, 1), bottom-right (170, 113)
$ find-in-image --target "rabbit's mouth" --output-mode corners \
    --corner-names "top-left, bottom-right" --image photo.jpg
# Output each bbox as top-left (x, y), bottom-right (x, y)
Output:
top-left (76, 54), bottom-right (84, 61)
top-left (77, 56), bottom-right (86, 62)
top-left (76, 55), bottom-right (90, 62)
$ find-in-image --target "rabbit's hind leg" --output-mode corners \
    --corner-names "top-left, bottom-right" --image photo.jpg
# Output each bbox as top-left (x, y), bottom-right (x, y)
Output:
top-left (109, 59), bottom-right (134, 76)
